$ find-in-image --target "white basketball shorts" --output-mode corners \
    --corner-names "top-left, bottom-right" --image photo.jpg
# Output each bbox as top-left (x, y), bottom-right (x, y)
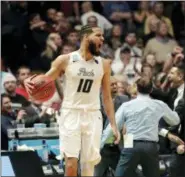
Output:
top-left (58, 108), bottom-right (103, 165)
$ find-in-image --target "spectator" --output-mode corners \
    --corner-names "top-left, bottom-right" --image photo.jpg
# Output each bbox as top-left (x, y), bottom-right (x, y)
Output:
top-left (114, 31), bottom-right (142, 63)
top-left (145, 1), bottom-right (174, 36)
top-left (2, 1), bottom-right (28, 73)
top-left (103, 1), bottom-right (131, 23)
top-left (167, 64), bottom-right (185, 109)
top-left (61, 43), bottom-right (75, 54)
top-left (134, 1), bottom-right (152, 38)
top-left (112, 46), bottom-right (141, 84)
top-left (2, 73), bottom-right (30, 107)
top-left (108, 24), bottom-right (124, 50)
top-left (40, 32), bottom-right (62, 71)
top-left (114, 75), bottom-right (129, 97)
top-left (26, 13), bottom-right (49, 68)
top-left (66, 29), bottom-right (79, 49)
top-left (87, 16), bottom-right (98, 28)
top-left (15, 66), bottom-right (31, 99)
top-left (143, 17), bottom-right (159, 46)
top-left (81, 2), bottom-right (112, 33)
top-left (127, 83), bottom-right (138, 99)
top-left (46, 8), bottom-right (57, 25)
top-left (101, 77), bottom-right (180, 177)
top-left (1, 94), bottom-right (47, 150)
top-left (144, 20), bottom-right (177, 72)
top-left (53, 11), bottom-right (71, 35)
top-left (171, 2), bottom-right (185, 48)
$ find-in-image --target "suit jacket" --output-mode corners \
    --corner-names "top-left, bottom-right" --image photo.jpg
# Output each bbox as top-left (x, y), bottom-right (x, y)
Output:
top-left (102, 95), bottom-right (130, 129)
top-left (1, 113), bottom-right (17, 150)
top-left (175, 99), bottom-right (185, 141)
top-left (24, 104), bottom-right (51, 127)
top-left (114, 95), bottom-right (130, 112)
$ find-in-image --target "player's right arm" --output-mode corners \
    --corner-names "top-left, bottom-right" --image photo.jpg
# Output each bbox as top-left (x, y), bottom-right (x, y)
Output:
top-left (45, 54), bottom-right (69, 80)
top-left (24, 54), bottom-right (69, 93)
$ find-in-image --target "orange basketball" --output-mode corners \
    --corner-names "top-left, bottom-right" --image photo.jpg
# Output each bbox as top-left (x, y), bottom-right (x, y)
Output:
top-left (30, 75), bottom-right (56, 102)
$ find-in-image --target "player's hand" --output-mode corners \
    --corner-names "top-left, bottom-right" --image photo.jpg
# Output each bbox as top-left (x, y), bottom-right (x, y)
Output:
top-left (177, 145), bottom-right (185, 154)
top-left (167, 133), bottom-right (185, 145)
top-left (24, 74), bottom-right (37, 94)
top-left (112, 126), bottom-right (121, 145)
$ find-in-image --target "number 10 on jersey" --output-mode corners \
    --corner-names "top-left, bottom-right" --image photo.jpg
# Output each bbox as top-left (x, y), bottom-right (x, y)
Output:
top-left (77, 79), bottom-right (93, 93)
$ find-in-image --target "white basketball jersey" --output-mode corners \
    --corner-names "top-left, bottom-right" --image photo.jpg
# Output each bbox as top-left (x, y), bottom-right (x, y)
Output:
top-left (62, 51), bottom-right (104, 110)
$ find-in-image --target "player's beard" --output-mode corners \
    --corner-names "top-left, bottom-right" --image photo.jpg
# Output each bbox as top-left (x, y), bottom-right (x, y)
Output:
top-left (88, 41), bottom-right (100, 56)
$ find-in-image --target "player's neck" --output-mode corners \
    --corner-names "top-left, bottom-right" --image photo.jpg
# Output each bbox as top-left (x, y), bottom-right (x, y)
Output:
top-left (79, 46), bottom-right (93, 61)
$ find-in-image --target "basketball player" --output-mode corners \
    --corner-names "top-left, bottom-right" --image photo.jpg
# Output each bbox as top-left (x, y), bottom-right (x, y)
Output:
top-left (24, 25), bottom-right (120, 176)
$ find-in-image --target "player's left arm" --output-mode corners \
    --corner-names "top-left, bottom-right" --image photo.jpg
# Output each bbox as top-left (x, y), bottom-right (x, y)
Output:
top-left (101, 59), bottom-right (116, 127)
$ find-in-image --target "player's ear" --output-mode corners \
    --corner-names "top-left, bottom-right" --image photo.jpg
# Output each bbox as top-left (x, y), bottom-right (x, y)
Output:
top-left (84, 34), bottom-right (89, 41)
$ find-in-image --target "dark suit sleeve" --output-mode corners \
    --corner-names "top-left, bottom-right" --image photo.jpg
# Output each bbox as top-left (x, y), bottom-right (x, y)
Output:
top-left (175, 99), bottom-right (185, 122)
top-left (1, 116), bottom-right (15, 136)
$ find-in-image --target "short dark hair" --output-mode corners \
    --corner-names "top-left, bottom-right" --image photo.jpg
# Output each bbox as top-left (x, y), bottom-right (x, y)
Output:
top-left (176, 63), bottom-right (185, 81)
top-left (120, 46), bottom-right (131, 54)
top-left (29, 13), bottom-right (39, 22)
top-left (17, 66), bottom-right (30, 76)
top-left (79, 25), bottom-right (93, 39)
top-left (136, 77), bottom-right (153, 94)
top-left (1, 93), bottom-right (11, 106)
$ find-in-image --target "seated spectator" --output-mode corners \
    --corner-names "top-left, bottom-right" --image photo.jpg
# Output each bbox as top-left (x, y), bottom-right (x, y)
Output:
top-left (108, 24), bottom-right (124, 50)
top-left (40, 32), bottom-right (62, 71)
top-left (15, 66), bottom-right (31, 100)
top-left (144, 20), bottom-right (177, 72)
top-left (145, 1), bottom-right (174, 36)
top-left (114, 31), bottom-right (142, 63)
top-left (81, 2), bottom-right (112, 33)
top-left (46, 8), bottom-right (57, 25)
top-left (87, 16), bottom-right (98, 28)
top-left (1, 94), bottom-right (42, 150)
top-left (114, 75), bottom-right (129, 96)
top-left (61, 43), bottom-right (75, 54)
top-left (112, 46), bottom-right (141, 84)
top-left (66, 29), bottom-right (79, 50)
top-left (2, 73), bottom-right (30, 107)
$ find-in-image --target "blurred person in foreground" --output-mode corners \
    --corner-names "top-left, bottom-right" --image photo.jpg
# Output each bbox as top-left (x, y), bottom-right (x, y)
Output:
top-left (101, 77), bottom-right (180, 177)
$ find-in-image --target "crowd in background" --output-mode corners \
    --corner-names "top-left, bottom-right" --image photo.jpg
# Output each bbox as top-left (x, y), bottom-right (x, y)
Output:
top-left (1, 1), bottom-right (185, 176)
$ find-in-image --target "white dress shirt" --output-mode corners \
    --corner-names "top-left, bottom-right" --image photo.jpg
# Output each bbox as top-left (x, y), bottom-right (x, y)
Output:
top-left (174, 83), bottom-right (185, 109)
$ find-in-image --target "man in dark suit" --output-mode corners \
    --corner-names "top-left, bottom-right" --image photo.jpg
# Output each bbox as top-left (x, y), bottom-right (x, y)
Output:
top-left (170, 99), bottom-right (185, 177)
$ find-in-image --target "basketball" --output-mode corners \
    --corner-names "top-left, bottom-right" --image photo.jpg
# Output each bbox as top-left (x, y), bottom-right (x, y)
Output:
top-left (29, 75), bottom-right (56, 102)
